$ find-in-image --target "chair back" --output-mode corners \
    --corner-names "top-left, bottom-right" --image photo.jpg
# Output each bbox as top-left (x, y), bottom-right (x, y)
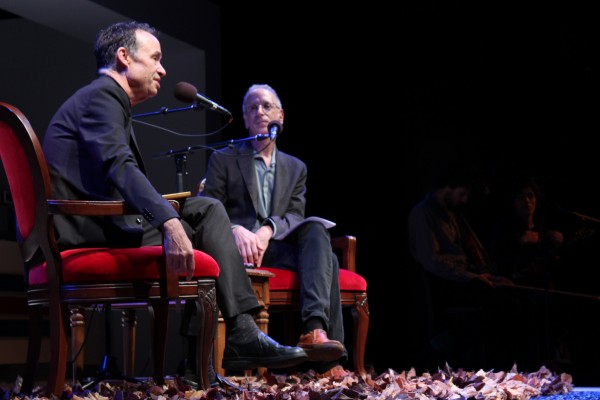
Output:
top-left (0, 102), bottom-right (53, 266)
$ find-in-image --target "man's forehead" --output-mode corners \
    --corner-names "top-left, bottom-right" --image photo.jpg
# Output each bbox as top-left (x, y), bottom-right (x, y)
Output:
top-left (246, 90), bottom-right (272, 102)
top-left (135, 30), bottom-right (161, 51)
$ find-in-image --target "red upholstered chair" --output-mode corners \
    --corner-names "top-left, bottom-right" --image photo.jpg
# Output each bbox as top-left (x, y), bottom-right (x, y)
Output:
top-left (258, 235), bottom-right (369, 377)
top-left (0, 102), bottom-right (219, 395)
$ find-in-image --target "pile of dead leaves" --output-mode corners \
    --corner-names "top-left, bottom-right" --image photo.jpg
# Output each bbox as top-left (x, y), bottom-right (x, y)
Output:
top-left (3, 364), bottom-right (573, 400)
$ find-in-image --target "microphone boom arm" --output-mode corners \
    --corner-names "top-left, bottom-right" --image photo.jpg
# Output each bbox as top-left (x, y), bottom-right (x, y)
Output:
top-left (152, 135), bottom-right (271, 160)
top-left (133, 104), bottom-right (200, 119)
top-left (152, 135), bottom-right (273, 192)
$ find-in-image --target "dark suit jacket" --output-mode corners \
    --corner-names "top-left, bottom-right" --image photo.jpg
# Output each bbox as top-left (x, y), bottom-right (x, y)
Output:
top-left (42, 75), bottom-right (178, 249)
top-left (202, 141), bottom-right (308, 240)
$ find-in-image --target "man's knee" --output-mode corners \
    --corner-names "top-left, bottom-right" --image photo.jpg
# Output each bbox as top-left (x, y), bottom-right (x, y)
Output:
top-left (186, 195), bottom-right (228, 217)
top-left (298, 221), bottom-right (330, 240)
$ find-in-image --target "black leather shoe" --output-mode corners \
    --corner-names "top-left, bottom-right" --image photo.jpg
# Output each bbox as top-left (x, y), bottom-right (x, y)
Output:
top-left (222, 331), bottom-right (308, 370)
top-left (213, 374), bottom-right (242, 392)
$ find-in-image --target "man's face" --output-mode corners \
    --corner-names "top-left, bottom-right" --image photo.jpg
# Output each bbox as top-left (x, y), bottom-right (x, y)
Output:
top-left (126, 30), bottom-right (166, 105)
top-left (445, 186), bottom-right (471, 209)
top-left (514, 187), bottom-right (537, 218)
top-left (243, 89), bottom-right (284, 136)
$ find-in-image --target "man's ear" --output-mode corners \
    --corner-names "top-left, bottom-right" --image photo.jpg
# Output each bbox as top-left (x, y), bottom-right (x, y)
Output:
top-left (116, 47), bottom-right (129, 68)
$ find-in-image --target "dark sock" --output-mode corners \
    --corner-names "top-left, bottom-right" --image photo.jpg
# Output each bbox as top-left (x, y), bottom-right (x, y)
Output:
top-left (303, 317), bottom-right (325, 334)
top-left (226, 313), bottom-right (260, 344)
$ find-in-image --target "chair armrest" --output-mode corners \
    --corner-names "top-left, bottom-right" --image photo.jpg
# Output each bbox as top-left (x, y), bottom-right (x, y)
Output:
top-left (47, 192), bottom-right (192, 216)
top-left (163, 191), bottom-right (191, 213)
top-left (47, 199), bottom-right (130, 215)
top-left (331, 235), bottom-right (356, 272)
top-left (162, 191), bottom-right (192, 201)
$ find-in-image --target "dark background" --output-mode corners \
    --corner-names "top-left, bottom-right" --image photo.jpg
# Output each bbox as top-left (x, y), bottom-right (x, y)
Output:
top-left (2, 0), bottom-right (600, 386)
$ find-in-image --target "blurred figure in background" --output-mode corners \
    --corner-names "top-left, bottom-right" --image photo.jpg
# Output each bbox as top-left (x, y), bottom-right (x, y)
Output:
top-left (489, 177), bottom-right (563, 289)
top-left (408, 162), bottom-right (526, 371)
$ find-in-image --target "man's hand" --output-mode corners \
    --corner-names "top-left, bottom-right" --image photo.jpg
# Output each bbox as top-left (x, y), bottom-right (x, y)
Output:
top-left (490, 275), bottom-right (515, 287)
top-left (519, 230), bottom-right (540, 245)
top-left (232, 225), bottom-right (272, 267)
top-left (475, 273), bottom-right (514, 288)
top-left (547, 230), bottom-right (564, 247)
top-left (474, 273), bottom-right (496, 287)
top-left (162, 218), bottom-right (195, 281)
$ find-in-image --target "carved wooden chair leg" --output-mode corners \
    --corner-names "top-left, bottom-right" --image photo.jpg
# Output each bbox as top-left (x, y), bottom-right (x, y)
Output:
top-left (195, 283), bottom-right (217, 390)
top-left (150, 301), bottom-right (169, 385)
top-left (121, 309), bottom-right (137, 378)
top-left (22, 305), bottom-right (43, 394)
top-left (352, 293), bottom-right (369, 377)
top-left (47, 301), bottom-right (69, 395)
top-left (70, 306), bottom-right (86, 384)
top-left (214, 311), bottom-right (226, 377)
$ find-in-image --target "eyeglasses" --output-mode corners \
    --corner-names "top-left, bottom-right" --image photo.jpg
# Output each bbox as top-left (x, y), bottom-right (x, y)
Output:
top-left (245, 102), bottom-right (280, 114)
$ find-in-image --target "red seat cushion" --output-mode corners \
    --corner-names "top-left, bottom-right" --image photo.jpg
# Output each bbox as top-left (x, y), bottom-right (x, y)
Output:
top-left (29, 246), bottom-right (219, 285)
top-left (258, 267), bottom-right (367, 292)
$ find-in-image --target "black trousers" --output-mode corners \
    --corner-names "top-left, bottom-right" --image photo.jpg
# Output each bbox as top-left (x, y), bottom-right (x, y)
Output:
top-left (262, 222), bottom-right (344, 346)
top-left (142, 196), bottom-right (259, 328)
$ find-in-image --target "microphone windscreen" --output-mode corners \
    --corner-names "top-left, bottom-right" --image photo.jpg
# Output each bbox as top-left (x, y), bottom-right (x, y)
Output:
top-left (174, 81), bottom-right (198, 103)
top-left (268, 120), bottom-right (283, 134)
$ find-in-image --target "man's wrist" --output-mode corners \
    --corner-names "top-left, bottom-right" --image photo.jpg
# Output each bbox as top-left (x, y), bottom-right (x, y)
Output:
top-left (261, 218), bottom-right (276, 237)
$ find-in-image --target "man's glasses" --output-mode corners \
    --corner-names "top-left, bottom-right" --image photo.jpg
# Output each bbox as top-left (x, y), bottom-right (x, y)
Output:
top-left (246, 102), bottom-right (280, 114)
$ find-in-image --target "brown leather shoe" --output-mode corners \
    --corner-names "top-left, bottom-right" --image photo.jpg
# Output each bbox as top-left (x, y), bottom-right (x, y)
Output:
top-left (316, 365), bottom-right (350, 380)
top-left (297, 329), bottom-right (344, 362)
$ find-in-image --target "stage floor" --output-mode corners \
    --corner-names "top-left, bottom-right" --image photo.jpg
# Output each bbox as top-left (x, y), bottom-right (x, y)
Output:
top-left (533, 387), bottom-right (600, 399)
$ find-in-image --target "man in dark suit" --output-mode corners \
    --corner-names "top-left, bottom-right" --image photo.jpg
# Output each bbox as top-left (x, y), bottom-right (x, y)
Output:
top-left (202, 84), bottom-right (347, 378)
top-left (42, 21), bottom-right (308, 380)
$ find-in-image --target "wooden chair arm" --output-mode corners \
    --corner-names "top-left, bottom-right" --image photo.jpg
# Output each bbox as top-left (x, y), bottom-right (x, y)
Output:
top-left (47, 199), bottom-right (130, 215)
top-left (163, 191), bottom-right (192, 213)
top-left (47, 192), bottom-right (192, 215)
top-left (162, 191), bottom-right (192, 201)
top-left (330, 235), bottom-right (356, 272)
top-left (47, 192), bottom-right (191, 300)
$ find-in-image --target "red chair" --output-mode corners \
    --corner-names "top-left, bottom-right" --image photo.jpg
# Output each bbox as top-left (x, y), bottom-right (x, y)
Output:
top-left (259, 235), bottom-right (369, 377)
top-left (0, 102), bottom-right (219, 395)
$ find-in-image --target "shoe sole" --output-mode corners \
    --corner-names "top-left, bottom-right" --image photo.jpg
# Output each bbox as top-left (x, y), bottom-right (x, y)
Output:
top-left (300, 344), bottom-right (345, 362)
top-left (222, 353), bottom-right (308, 371)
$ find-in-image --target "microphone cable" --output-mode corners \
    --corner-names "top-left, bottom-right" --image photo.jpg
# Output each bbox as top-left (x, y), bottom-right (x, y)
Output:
top-left (132, 116), bottom-right (232, 139)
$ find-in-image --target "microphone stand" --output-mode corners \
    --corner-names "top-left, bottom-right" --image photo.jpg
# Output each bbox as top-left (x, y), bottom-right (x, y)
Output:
top-left (132, 104), bottom-right (200, 119)
top-left (153, 136), bottom-right (272, 192)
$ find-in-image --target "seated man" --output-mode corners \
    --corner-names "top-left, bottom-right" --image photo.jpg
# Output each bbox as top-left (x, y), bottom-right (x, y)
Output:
top-left (201, 84), bottom-right (347, 378)
top-left (41, 21), bottom-right (308, 385)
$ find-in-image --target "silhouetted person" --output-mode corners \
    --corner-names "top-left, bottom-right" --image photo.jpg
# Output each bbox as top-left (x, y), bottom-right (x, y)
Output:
top-left (408, 163), bottom-right (530, 372)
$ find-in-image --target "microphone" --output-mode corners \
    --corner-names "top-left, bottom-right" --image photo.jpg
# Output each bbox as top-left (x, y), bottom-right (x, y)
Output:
top-left (256, 121), bottom-right (283, 141)
top-left (174, 81), bottom-right (232, 117)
